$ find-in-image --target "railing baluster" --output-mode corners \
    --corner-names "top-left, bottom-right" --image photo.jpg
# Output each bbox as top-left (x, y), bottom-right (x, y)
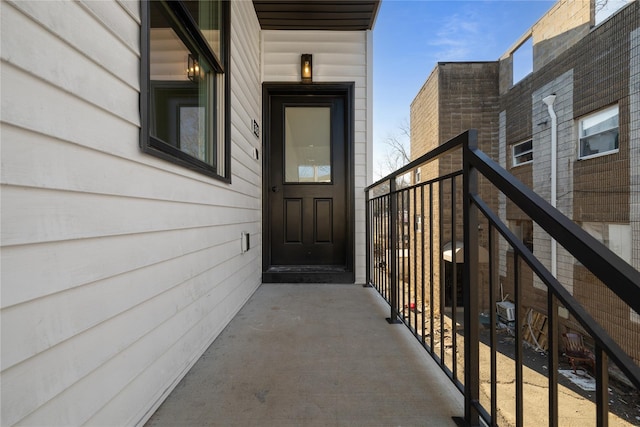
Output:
top-left (489, 224), bottom-right (497, 426)
top-left (402, 189), bottom-right (406, 320)
top-left (382, 197), bottom-right (386, 298)
top-left (451, 173), bottom-right (458, 382)
top-left (387, 178), bottom-right (401, 324)
top-left (514, 252), bottom-right (523, 427)
top-left (421, 185), bottom-right (426, 344)
top-left (596, 345), bottom-right (609, 427)
top-left (365, 189), bottom-right (372, 288)
top-left (376, 198), bottom-right (381, 292)
top-left (382, 197), bottom-right (387, 298)
top-left (548, 293), bottom-right (558, 427)
top-left (413, 186), bottom-right (418, 334)
top-left (385, 196), bottom-right (390, 301)
top-left (463, 130), bottom-right (480, 426)
top-left (430, 182), bottom-right (435, 354)
top-left (439, 179), bottom-right (445, 364)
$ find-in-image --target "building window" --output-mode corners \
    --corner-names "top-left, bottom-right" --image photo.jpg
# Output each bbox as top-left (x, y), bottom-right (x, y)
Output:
top-left (595, 0), bottom-right (631, 25)
top-left (512, 36), bottom-right (533, 85)
top-left (141, 0), bottom-right (230, 181)
top-left (581, 222), bottom-right (631, 264)
top-left (512, 140), bottom-right (533, 167)
top-left (509, 219), bottom-right (533, 252)
top-left (578, 105), bottom-right (619, 160)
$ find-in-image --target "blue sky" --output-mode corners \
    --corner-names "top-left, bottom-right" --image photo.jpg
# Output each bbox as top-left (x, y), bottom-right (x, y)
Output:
top-left (372, 0), bottom-right (555, 177)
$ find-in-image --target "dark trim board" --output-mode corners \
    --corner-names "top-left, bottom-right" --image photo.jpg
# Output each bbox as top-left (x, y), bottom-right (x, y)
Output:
top-left (262, 83), bottom-right (355, 284)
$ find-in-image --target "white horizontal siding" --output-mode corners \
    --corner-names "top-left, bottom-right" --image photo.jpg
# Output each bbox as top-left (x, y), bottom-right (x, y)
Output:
top-left (262, 30), bottom-right (371, 283)
top-left (1, 0), bottom-right (262, 426)
top-left (229, 0), bottom-right (263, 189)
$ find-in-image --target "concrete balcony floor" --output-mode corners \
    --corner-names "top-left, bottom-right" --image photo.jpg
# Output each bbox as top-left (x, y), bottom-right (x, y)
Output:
top-left (145, 284), bottom-right (463, 426)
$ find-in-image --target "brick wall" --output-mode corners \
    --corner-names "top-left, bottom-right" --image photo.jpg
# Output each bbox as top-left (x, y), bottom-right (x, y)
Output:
top-left (408, 1), bottom-right (639, 363)
top-left (500, 2), bottom-right (639, 363)
top-left (631, 27), bottom-right (640, 283)
top-left (411, 67), bottom-right (440, 160)
top-left (499, 0), bottom-right (592, 94)
top-left (531, 0), bottom-right (592, 71)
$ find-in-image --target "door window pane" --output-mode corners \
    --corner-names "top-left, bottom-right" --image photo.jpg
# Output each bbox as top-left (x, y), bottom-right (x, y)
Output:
top-left (285, 107), bottom-right (331, 183)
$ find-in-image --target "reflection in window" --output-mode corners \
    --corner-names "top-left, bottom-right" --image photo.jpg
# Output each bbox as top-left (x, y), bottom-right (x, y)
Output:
top-left (285, 107), bottom-right (331, 183)
top-left (142, 0), bottom-right (228, 179)
top-left (183, 0), bottom-right (222, 59)
top-left (298, 165), bottom-right (331, 182)
top-left (149, 1), bottom-right (216, 165)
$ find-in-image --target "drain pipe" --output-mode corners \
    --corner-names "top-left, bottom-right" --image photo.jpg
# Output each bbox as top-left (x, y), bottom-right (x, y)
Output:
top-left (542, 94), bottom-right (557, 278)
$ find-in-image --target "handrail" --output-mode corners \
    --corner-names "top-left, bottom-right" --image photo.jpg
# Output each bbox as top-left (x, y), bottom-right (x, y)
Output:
top-left (366, 130), bottom-right (468, 192)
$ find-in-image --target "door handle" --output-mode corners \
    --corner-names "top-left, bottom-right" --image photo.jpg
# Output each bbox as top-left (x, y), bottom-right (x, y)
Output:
top-left (271, 186), bottom-right (279, 193)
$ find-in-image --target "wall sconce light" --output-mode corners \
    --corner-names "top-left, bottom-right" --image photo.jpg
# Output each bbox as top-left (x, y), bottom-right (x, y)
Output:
top-left (187, 54), bottom-right (201, 82)
top-left (301, 54), bottom-right (312, 83)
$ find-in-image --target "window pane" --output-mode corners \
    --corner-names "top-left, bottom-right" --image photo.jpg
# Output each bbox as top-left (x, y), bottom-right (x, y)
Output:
top-left (180, 106), bottom-right (205, 159)
top-left (580, 128), bottom-right (619, 157)
top-left (516, 152), bottom-right (533, 164)
top-left (579, 106), bottom-right (619, 158)
top-left (513, 140), bottom-right (533, 166)
top-left (514, 140), bottom-right (532, 156)
top-left (285, 107), bottom-right (331, 183)
top-left (149, 1), bottom-right (215, 166)
top-left (183, 0), bottom-right (222, 61)
top-left (581, 114), bottom-right (618, 137)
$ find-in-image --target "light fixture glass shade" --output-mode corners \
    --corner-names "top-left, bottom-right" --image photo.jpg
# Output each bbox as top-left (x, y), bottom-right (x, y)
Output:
top-left (301, 54), bottom-right (312, 83)
top-left (188, 54), bottom-right (202, 82)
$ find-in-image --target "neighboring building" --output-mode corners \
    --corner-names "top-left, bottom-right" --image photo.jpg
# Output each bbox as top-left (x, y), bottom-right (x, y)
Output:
top-left (0, 1), bottom-right (379, 425)
top-left (410, 0), bottom-right (640, 364)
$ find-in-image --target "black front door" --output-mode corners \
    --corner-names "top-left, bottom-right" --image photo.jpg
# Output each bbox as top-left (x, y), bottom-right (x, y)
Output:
top-left (263, 85), bottom-right (353, 283)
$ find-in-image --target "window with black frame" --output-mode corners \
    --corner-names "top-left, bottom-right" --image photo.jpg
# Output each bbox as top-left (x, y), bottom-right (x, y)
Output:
top-left (141, 0), bottom-right (229, 181)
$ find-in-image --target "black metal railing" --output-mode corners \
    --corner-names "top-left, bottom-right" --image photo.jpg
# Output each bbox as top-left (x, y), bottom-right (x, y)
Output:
top-left (365, 130), bottom-right (640, 427)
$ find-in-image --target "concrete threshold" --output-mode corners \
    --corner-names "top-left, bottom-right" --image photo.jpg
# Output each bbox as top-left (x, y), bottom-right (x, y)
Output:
top-left (145, 284), bottom-right (464, 426)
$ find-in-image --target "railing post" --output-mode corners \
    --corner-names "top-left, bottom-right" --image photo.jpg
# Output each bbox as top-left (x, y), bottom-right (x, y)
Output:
top-left (387, 177), bottom-right (401, 324)
top-left (463, 130), bottom-right (480, 425)
top-left (364, 188), bottom-right (372, 288)
top-left (596, 346), bottom-right (609, 427)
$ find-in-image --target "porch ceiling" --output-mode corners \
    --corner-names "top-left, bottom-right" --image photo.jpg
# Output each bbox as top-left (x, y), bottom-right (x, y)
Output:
top-left (252, 0), bottom-right (381, 30)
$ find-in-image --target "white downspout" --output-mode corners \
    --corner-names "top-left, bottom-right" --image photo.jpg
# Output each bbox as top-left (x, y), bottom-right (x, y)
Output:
top-left (543, 94), bottom-right (557, 277)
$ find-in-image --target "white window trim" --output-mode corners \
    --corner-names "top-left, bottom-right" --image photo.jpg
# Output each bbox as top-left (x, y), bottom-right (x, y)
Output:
top-left (511, 139), bottom-right (533, 167)
top-left (577, 105), bottom-right (619, 160)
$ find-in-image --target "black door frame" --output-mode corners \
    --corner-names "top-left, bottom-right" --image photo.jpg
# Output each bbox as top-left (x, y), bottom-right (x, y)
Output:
top-left (262, 82), bottom-right (355, 283)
